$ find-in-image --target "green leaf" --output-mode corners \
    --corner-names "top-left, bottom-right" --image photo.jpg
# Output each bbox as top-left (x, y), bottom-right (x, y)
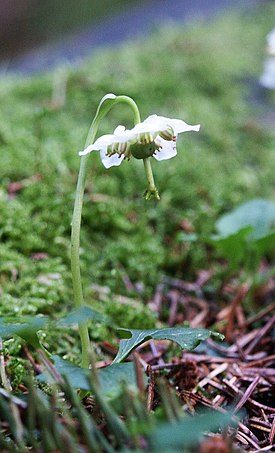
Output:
top-left (0, 316), bottom-right (48, 349)
top-left (211, 199), bottom-right (275, 268)
top-left (113, 327), bottom-right (223, 363)
top-left (209, 226), bottom-right (253, 269)
top-left (57, 306), bottom-right (107, 327)
top-left (254, 231), bottom-right (275, 256)
top-left (38, 356), bottom-right (143, 397)
top-left (149, 410), bottom-right (234, 449)
top-left (0, 307), bottom-right (106, 347)
top-left (216, 198), bottom-right (275, 240)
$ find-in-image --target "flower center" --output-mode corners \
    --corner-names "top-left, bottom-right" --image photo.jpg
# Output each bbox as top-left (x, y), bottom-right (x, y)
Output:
top-left (130, 141), bottom-right (158, 159)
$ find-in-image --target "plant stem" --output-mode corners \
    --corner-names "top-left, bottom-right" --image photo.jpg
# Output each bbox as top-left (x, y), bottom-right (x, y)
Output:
top-left (143, 158), bottom-right (160, 200)
top-left (70, 95), bottom-right (140, 368)
top-left (71, 156), bottom-right (90, 368)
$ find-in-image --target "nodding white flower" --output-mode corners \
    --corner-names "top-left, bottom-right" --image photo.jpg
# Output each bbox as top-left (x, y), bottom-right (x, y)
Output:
top-left (79, 114), bottom-right (200, 168)
top-left (267, 28), bottom-right (275, 56)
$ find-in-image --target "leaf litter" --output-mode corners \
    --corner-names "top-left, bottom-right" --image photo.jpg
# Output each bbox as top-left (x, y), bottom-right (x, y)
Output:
top-left (131, 272), bottom-right (275, 452)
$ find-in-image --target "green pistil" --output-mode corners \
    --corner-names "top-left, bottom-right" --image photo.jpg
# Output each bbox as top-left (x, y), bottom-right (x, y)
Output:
top-left (131, 141), bottom-right (158, 159)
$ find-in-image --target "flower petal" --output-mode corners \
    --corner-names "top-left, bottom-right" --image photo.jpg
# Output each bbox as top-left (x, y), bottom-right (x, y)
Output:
top-left (100, 150), bottom-right (124, 168)
top-left (113, 125), bottom-right (134, 143)
top-left (79, 134), bottom-right (114, 156)
top-left (138, 114), bottom-right (200, 136)
top-left (113, 125), bottom-right (126, 135)
top-left (165, 118), bottom-right (200, 134)
top-left (145, 115), bottom-right (200, 134)
top-left (153, 137), bottom-right (177, 161)
top-left (132, 116), bottom-right (166, 135)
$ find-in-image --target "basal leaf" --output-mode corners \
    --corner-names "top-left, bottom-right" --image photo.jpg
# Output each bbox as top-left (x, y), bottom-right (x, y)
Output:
top-left (216, 198), bottom-right (275, 240)
top-left (113, 327), bottom-right (223, 363)
top-left (209, 226), bottom-right (253, 269)
top-left (0, 316), bottom-right (48, 349)
top-left (0, 307), bottom-right (106, 348)
top-left (255, 231), bottom-right (275, 256)
top-left (57, 306), bottom-right (107, 327)
top-left (38, 356), bottom-right (143, 397)
top-left (149, 410), bottom-right (233, 449)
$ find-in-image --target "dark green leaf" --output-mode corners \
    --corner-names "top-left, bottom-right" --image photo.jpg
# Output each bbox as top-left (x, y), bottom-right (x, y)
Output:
top-left (211, 199), bottom-right (275, 268)
top-left (254, 231), bottom-right (275, 256)
top-left (113, 327), bottom-right (223, 363)
top-left (209, 226), bottom-right (253, 269)
top-left (0, 316), bottom-right (48, 349)
top-left (216, 199), bottom-right (275, 240)
top-left (149, 411), bottom-right (233, 449)
top-left (57, 306), bottom-right (107, 327)
top-left (38, 356), bottom-right (143, 397)
top-left (0, 308), bottom-right (106, 348)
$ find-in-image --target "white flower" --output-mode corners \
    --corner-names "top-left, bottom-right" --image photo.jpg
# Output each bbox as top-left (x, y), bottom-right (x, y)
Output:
top-left (267, 28), bottom-right (275, 56)
top-left (259, 29), bottom-right (275, 89)
top-left (79, 114), bottom-right (200, 168)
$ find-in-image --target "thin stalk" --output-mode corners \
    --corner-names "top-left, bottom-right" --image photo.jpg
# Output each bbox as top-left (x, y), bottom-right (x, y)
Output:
top-left (71, 95), bottom-right (140, 368)
top-left (71, 153), bottom-right (93, 369)
top-left (143, 157), bottom-right (160, 200)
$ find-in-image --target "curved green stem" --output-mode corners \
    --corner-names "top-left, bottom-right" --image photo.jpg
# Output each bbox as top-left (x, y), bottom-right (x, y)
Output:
top-left (70, 95), bottom-right (140, 368)
top-left (114, 95), bottom-right (141, 125)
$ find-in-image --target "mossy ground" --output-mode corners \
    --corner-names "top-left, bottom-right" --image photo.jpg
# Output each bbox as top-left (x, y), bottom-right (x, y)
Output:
top-left (0, 4), bottom-right (274, 380)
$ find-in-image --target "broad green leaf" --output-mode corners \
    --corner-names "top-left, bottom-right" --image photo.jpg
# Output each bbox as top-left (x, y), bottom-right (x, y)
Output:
top-left (0, 307), bottom-right (106, 347)
top-left (38, 356), bottom-right (143, 397)
top-left (149, 411), bottom-right (233, 449)
top-left (216, 198), bottom-right (275, 240)
top-left (0, 316), bottom-right (48, 349)
top-left (113, 327), bottom-right (223, 363)
top-left (255, 231), bottom-right (275, 256)
top-left (209, 226), bottom-right (253, 269)
top-left (211, 199), bottom-right (275, 268)
top-left (57, 306), bottom-right (107, 327)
